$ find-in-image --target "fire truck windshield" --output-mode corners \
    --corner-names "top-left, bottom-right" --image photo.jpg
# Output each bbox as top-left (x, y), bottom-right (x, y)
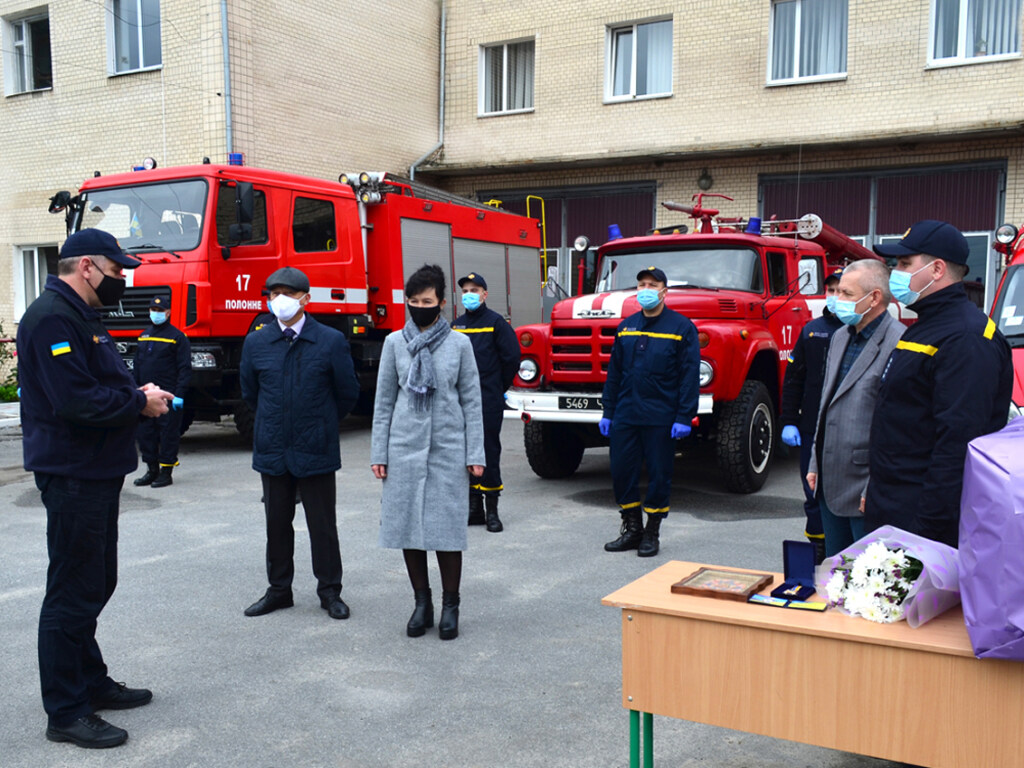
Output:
top-left (79, 179), bottom-right (208, 254)
top-left (596, 247), bottom-right (764, 294)
top-left (993, 264), bottom-right (1024, 345)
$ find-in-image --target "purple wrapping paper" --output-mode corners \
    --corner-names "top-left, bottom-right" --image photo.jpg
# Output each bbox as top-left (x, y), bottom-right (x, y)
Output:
top-left (959, 416), bottom-right (1024, 660)
top-left (814, 525), bottom-right (960, 628)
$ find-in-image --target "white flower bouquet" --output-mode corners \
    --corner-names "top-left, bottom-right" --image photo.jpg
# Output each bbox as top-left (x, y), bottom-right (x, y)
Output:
top-left (814, 525), bottom-right (961, 628)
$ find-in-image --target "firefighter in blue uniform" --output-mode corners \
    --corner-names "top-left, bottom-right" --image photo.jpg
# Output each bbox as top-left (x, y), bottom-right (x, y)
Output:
top-left (780, 269), bottom-right (843, 562)
top-left (132, 296), bottom-right (191, 488)
top-left (867, 220), bottom-right (1013, 547)
top-left (17, 229), bottom-right (175, 748)
top-left (452, 273), bottom-right (520, 532)
top-left (601, 267), bottom-right (700, 557)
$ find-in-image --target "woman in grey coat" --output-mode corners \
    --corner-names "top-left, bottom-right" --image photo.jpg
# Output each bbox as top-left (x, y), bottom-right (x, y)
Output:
top-left (370, 264), bottom-right (485, 640)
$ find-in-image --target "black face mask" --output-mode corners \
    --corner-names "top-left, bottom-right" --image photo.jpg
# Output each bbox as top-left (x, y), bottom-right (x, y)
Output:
top-left (89, 261), bottom-right (127, 306)
top-left (408, 303), bottom-right (441, 328)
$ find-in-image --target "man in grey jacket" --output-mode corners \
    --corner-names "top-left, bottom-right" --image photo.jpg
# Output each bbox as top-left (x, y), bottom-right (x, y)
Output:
top-left (807, 259), bottom-right (904, 557)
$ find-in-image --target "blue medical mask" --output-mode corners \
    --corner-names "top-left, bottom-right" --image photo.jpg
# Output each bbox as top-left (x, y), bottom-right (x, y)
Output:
top-left (461, 292), bottom-right (482, 312)
top-left (889, 263), bottom-right (934, 306)
top-left (824, 295), bottom-right (838, 315)
top-left (150, 311), bottom-right (168, 325)
top-left (833, 293), bottom-right (871, 327)
top-left (636, 288), bottom-right (661, 310)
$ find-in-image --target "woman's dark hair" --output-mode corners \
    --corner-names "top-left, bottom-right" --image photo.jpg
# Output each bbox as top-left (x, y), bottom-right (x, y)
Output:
top-left (405, 263), bottom-right (446, 301)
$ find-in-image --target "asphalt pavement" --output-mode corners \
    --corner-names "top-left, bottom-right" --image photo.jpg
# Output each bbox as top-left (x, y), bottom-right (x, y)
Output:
top-left (0, 416), bottom-right (903, 768)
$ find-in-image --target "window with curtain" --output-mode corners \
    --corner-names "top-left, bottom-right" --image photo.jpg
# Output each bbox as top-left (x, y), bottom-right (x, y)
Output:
top-left (607, 18), bottom-right (672, 99)
top-left (108, 0), bottom-right (161, 74)
top-left (15, 245), bottom-right (58, 319)
top-left (481, 39), bottom-right (535, 115)
top-left (770, 0), bottom-right (847, 82)
top-left (932, 0), bottom-right (1022, 61)
top-left (3, 13), bottom-right (52, 94)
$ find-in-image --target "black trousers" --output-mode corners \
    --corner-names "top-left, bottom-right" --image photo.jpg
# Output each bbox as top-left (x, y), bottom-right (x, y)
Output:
top-left (470, 408), bottom-right (505, 497)
top-left (136, 408), bottom-right (183, 466)
top-left (609, 423), bottom-right (674, 516)
top-left (36, 473), bottom-right (123, 727)
top-left (261, 472), bottom-right (342, 600)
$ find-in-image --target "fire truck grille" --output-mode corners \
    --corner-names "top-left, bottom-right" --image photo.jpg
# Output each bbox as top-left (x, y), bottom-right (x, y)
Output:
top-left (718, 299), bottom-right (739, 312)
top-left (100, 286), bottom-right (172, 330)
top-left (553, 361), bottom-right (592, 372)
top-left (552, 327), bottom-right (590, 337)
top-left (552, 344), bottom-right (590, 354)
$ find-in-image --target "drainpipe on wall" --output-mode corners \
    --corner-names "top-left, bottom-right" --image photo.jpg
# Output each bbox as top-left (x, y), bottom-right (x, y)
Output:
top-left (221, 0), bottom-right (233, 156)
top-left (409, 0), bottom-right (446, 181)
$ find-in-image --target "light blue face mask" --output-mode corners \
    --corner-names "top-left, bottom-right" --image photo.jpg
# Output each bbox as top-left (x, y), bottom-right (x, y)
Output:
top-left (636, 288), bottom-right (661, 310)
top-left (833, 293), bottom-right (871, 327)
top-left (825, 295), bottom-right (838, 315)
top-left (150, 311), bottom-right (168, 325)
top-left (889, 263), bottom-right (934, 306)
top-left (461, 292), bottom-right (482, 312)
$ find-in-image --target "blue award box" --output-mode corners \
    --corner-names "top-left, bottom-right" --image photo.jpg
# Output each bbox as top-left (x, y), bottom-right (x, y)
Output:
top-left (769, 540), bottom-right (817, 602)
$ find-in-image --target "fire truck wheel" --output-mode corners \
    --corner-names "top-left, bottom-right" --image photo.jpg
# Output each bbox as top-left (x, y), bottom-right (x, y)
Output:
top-left (716, 380), bottom-right (775, 494)
top-left (233, 402), bottom-right (255, 444)
top-left (524, 422), bottom-right (584, 479)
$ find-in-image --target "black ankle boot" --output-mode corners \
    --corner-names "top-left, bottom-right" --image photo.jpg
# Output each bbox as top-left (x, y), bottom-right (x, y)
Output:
top-left (133, 463), bottom-right (159, 486)
top-left (407, 588), bottom-right (434, 637)
top-left (150, 466), bottom-right (174, 488)
top-left (637, 514), bottom-right (663, 557)
top-left (484, 495), bottom-right (503, 533)
top-left (468, 493), bottom-right (485, 526)
top-left (604, 510), bottom-right (643, 552)
top-left (438, 590), bottom-right (460, 640)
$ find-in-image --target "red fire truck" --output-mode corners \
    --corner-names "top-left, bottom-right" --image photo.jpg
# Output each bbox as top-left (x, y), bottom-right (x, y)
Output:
top-left (990, 222), bottom-right (1024, 419)
top-left (504, 194), bottom-right (885, 493)
top-left (49, 162), bottom-right (542, 439)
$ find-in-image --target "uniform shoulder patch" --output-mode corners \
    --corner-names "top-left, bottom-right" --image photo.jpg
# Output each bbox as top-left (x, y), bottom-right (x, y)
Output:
top-left (50, 341), bottom-right (71, 357)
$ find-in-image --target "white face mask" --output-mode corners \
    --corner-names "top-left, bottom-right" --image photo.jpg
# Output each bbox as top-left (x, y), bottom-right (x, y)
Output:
top-left (269, 294), bottom-right (303, 323)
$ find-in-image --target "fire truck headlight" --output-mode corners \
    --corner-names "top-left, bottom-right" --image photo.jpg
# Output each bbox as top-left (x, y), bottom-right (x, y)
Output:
top-left (191, 351), bottom-right (217, 369)
top-left (996, 224), bottom-right (1018, 245)
top-left (699, 360), bottom-right (713, 387)
top-left (573, 236), bottom-right (590, 252)
top-left (518, 358), bottom-right (539, 382)
top-left (360, 190), bottom-right (382, 204)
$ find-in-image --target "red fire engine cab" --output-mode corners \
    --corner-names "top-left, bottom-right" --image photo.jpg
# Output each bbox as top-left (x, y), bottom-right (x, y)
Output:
top-left (504, 194), bottom-right (884, 493)
top-left (990, 222), bottom-right (1024, 419)
top-left (49, 162), bottom-right (542, 439)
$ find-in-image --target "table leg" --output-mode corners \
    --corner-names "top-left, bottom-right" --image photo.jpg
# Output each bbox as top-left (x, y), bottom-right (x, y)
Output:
top-left (630, 709), bottom-right (639, 768)
top-left (643, 711), bottom-right (653, 767)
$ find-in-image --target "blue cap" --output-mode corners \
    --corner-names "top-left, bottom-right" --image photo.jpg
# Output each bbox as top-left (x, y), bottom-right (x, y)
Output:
top-left (60, 229), bottom-right (141, 268)
top-left (873, 220), bottom-right (969, 266)
top-left (457, 272), bottom-right (488, 290)
top-left (825, 268), bottom-right (843, 285)
top-left (636, 266), bottom-right (668, 285)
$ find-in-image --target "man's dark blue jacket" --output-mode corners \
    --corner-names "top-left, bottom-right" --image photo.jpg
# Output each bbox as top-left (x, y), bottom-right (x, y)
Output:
top-left (781, 311), bottom-right (843, 435)
top-left (602, 307), bottom-right (700, 426)
top-left (866, 282), bottom-right (1012, 546)
top-left (240, 315), bottom-right (359, 477)
top-left (17, 275), bottom-right (145, 479)
top-left (452, 303), bottom-right (520, 411)
top-left (133, 320), bottom-right (191, 395)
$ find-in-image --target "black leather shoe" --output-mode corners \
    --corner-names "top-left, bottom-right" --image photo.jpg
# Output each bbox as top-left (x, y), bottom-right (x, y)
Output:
top-left (133, 464), bottom-right (159, 486)
top-left (150, 466), bottom-right (173, 488)
top-left (321, 595), bottom-right (350, 620)
top-left (438, 590), bottom-right (460, 640)
top-left (46, 714), bottom-right (128, 748)
top-left (637, 514), bottom-right (663, 557)
top-left (92, 681), bottom-right (153, 710)
top-left (244, 590), bottom-right (294, 617)
top-left (484, 496), bottom-right (503, 533)
top-left (605, 510), bottom-right (643, 552)
top-left (407, 588), bottom-right (434, 637)
top-left (468, 493), bottom-right (485, 526)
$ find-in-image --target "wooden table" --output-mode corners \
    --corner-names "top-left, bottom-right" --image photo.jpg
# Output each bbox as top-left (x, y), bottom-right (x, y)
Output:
top-left (602, 560), bottom-right (1024, 768)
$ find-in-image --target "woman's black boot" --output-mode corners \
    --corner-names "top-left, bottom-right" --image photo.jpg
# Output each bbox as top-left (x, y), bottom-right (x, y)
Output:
top-left (438, 590), bottom-right (460, 640)
top-left (407, 588), bottom-right (434, 637)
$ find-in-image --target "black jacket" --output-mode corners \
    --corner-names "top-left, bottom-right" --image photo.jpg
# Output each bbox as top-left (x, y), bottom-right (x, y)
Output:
top-left (866, 282), bottom-right (1013, 546)
top-left (781, 311), bottom-right (843, 435)
top-left (452, 303), bottom-right (520, 411)
top-left (133, 320), bottom-right (191, 396)
top-left (17, 275), bottom-right (145, 478)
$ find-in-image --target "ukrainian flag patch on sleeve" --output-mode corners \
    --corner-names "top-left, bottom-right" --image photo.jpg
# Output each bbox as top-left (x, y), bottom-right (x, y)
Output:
top-left (50, 341), bottom-right (71, 357)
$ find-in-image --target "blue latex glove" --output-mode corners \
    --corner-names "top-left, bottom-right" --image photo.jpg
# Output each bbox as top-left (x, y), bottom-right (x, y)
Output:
top-left (781, 425), bottom-right (801, 447)
top-left (599, 418), bottom-right (612, 437)
top-left (670, 422), bottom-right (691, 439)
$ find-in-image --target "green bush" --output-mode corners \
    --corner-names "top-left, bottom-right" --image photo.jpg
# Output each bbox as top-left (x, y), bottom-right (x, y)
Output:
top-left (0, 384), bottom-right (17, 402)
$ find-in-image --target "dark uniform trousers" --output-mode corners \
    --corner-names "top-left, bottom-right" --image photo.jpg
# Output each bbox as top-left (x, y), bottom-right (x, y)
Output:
top-left (36, 473), bottom-right (123, 726)
top-left (609, 421), bottom-right (675, 516)
top-left (474, 408), bottom-right (505, 497)
top-left (261, 471), bottom-right (342, 601)
top-left (137, 408), bottom-right (183, 467)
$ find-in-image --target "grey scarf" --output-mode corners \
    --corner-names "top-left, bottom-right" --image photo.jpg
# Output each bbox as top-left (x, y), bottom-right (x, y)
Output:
top-left (402, 318), bottom-right (451, 412)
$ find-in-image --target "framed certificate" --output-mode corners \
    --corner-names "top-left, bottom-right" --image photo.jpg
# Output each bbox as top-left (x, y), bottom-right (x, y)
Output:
top-left (671, 567), bottom-right (774, 602)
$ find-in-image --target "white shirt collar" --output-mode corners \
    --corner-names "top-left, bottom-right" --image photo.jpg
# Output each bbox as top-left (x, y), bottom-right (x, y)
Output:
top-left (277, 312), bottom-right (307, 337)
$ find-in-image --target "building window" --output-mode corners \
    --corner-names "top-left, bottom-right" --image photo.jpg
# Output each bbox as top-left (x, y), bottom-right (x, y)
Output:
top-left (606, 19), bottom-right (672, 100)
top-left (931, 0), bottom-right (1022, 62)
top-left (15, 245), bottom-right (58, 319)
top-left (480, 39), bottom-right (534, 115)
top-left (769, 0), bottom-right (847, 83)
top-left (3, 13), bottom-right (52, 95)
top-left (108, 0), bottom-right (162, 74)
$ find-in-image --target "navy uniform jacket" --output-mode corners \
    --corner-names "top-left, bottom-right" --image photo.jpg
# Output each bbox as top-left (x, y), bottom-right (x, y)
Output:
top-left (866, 282), bottom-right (1012, 546)
top-left (452, 303), bottom-right (520, 412)
top-left (781, 312), bottom-right (843, 435)
top-left (240, 315), bottom-right (359, 478)
top-left (602, 307), bottom-right (700, 427)
top-left (17, 275), bottom-right (146, 479)
top-left (133, 320), bottom-right (191, 395)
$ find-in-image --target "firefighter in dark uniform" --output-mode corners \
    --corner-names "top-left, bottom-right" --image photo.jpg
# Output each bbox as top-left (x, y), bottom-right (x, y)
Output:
top-left (132, 296), bottom-right (191, 488)
top-left (452, 273), bottom-right (520, 532)
top-left (601, 267), bottom-right (700, 557)
top-left (867, 220), bottom-right (1013, 547)
top-left (16, 229), bottom-right (174, 748)
top-left (780, 269), bottom-right (843, 562)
